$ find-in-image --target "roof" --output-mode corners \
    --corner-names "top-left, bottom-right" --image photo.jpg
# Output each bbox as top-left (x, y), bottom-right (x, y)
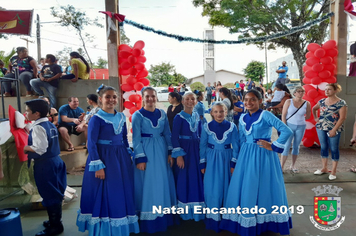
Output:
top-left (189, 69), bottom-right (245, 80)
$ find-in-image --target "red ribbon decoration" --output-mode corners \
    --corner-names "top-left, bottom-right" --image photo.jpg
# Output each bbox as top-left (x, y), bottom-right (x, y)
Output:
top-left (99, 11), bottom-right (126, 22)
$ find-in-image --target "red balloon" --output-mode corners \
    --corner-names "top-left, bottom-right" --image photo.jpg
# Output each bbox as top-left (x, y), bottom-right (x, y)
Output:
top-left (141, 50), bottom-right (145, 56)
top-left (324, 64), bottom-right (336, 73)
top-left (132, 48), bottom-right (142, 57)
top-left (306, 57), bottom-right (320, 67)
top-left (128, 55), bottom-right (137, 65)
top-left (314, 95), bottom-right (325, 103)
top-left (326, 48), bottom-right (338, 57)
top-left (325, 76), bottom-right (337, 84)
top-left (303, 84), bottom-right (314, 91)
top-left (318, 89), bottom-right (325, 96)
top-left (303, 77), bottom-right (311, 84)
top-left (119, 57), bottom-right (127, 64)
top-left (136, 102), bottom-right (142, 109)
top-left (320, 56), bottom-right (333, 65)
top-left (119, 68), bottom-right (130, 76)
top-left (305, 52), bottom-right (314, 58)
top-left (137, 69), bottom-right (149, 78)
top-left (137, 56), bottom-right (147, 63)
top-left (121, 84), bottom-right (134, 92)
top-left (119, 50), bottom-right (131, 59)
top-left (311, 77), bottom-right (322, 85)
top-left (305, 70), bottom-right (318, 78)
top-left (126, 76), bottom-right (137, 85)
top-left (134, 62), bottom-right (145, 71)
top-left (314, 48), bottom-right (326, 59)
top-left (120, 61), bottom-right (131, 70)
top-left (303, 65), bottom-right (312, 72)
top-left (322, 40), bottom-right (337, 50)
top-left (307, 89), bottom-right (319, 99)
top-left (119, 44), bottom-right (132, 52)
top-left (129, 116), bottom-right (132, 123)
top-left (129, 68), bottom-right (138, 76)
top-left (139, 78), bottom-right (150, 86)
top-left (129, 106), bottom-right (138, 115)
top-left (312, 63), bottom-right (324, 72)
top-left (303, 138), bottom-right (315, 147)
top-left (129, 94), bottom-right (141, 103)
top-left (134, 40), bottom-right (145, 49)
top-left (124, 101), bottom-right (135, 109)
top-left (319, 70), bottom-right (331, 79)
top-left (307, 43), bottom-right (321, 52)
top-left (134, 82), bottom-right (144, 91)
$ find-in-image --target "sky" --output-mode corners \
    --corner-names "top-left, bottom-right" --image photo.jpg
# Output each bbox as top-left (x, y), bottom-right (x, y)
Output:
top-left (0, 0), bottom-right (354, 79)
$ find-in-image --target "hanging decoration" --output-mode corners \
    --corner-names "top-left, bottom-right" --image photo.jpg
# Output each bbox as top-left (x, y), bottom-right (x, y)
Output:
top-left (301, 40), bottom-right (338, 147)
top-left (118, 40), bottom-right (150, 127)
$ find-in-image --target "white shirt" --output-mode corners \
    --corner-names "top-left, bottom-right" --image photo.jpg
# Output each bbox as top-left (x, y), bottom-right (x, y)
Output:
top-left (271, 90), bottom-right (285, 102)
top-left (29, 118), bottom-right (49, 155)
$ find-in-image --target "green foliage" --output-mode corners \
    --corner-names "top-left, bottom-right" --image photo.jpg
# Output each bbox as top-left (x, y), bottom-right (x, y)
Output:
top-left (190, 82), bottom-right (205, 92)
top-left (55, 46), bottom-right (87, 67)
top-left (93, 57), bottom-right (108, 69)
top-left (147, 62), bottom-right (187, 86)
top-left (264, 81), bottom-right (274, 90)
top-left (51, 5), bottom-right (103, 70)
top-left (243, 61), bottom-right (265, 82)
top-left (192, 0), bottom-right (330, 80)
top-left (120, 28), bottom-right (130, 45)
top-left (223, 83), bottom-right (234, 88)
top-left (0, 48), bottom-right (16, 68)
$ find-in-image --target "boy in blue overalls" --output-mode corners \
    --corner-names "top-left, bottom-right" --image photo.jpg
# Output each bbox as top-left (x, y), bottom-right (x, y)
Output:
top-left (24, 99), bottom-right (67, 236)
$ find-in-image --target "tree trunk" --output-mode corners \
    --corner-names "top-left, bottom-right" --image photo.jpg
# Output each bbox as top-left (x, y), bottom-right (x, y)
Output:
top-left (289, 43), bottom-right (306, 83)
top-left (79, 30), bottom-right (96, 79)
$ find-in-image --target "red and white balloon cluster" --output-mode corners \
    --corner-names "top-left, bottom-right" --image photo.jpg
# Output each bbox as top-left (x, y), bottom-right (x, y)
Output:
top-left (118, 40), bottom-right (150, 122)
top-left (301, 40), bottom-right (338, 147)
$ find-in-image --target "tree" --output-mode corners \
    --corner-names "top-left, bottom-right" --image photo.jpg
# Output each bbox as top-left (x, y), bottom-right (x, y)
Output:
top-left (190, 82), bottom-right (205, 92)
top-left (243, 61), bottom-right (265, 82)
top-left (192, 0), bottom-right (330, 81)
top-left (93, 57), bottom-right (108, 69)
top-left (51, 5), bottom-right (103, 73)
top-left (0, 48), bottom-right (16, 68)
top-left (55, 46), bottom-right (87, 67)
top-left (120, 28), bottom-right (130, 45)
top-left (147, 62), bottom-right (187, 86)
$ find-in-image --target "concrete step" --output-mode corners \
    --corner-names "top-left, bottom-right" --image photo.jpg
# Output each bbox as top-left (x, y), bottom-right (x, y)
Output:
top-left (59, 133), bottom-right (86, 151)
top-left (59, 145), bottom-right (87, 170)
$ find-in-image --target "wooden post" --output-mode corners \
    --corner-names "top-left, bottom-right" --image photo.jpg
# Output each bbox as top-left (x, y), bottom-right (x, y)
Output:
top-left (105, 0), bottom-right (122, 110)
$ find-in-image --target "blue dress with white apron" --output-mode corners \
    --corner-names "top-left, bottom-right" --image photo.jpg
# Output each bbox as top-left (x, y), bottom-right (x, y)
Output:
top-left (220, 109), bottom-right (293, 236)
top-left (77, 109), bottom-right (139, 236)
top-left (199, 119), bottom-right (239, 232)
top-left (171, 111), bottom-right (205, 221)
top-left (132, 108), bottom-right (177, 233)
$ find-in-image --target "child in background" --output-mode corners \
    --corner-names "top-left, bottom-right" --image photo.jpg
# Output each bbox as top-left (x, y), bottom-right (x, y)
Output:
top-left (39, 96), bottom-right (59, 127)
top-left (193, 90), bottom-right (207, 125)
top-left (0, 60), bottom-right (7, 77)
top-left (77, 85), bottom-right (139, 236)
top-left (232, 95), bottom-right (244, 128)
top-left (171, 92), bottom-right (205, 221)
top-left (199, 102), bottom-right (239, 232)
top-left (23, 99), bottom-right (67, 236)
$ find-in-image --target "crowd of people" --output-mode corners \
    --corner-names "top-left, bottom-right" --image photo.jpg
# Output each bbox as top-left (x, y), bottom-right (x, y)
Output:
top-left (0, 47), bottom-right (90, 103)
top-left (1, 52), bottom-right (351, 236)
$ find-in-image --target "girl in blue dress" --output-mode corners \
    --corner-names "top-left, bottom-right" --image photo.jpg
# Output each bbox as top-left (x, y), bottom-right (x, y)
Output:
top-left (171, 92), bottom-right (205, 222)
top-left (77, 85), bottom-right (139, 236)
top-left (220, 89), bottom-right (293, 236)
top-left (199, 102), bottom-right (240, 232)
top-left (132, 87), bottom-right (177, 233)
top-left (193, 90), bottom-right (207, 125)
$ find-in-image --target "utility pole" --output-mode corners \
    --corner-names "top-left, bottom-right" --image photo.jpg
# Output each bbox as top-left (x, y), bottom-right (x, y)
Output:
top-left (265, 40), bottom-right (268, 85)
top-left (20, 37), bottom-right (34, 51)
top-left (36, 14), bottom-right (41, 63)
top-left (105, 0), bottom-right (121, 110)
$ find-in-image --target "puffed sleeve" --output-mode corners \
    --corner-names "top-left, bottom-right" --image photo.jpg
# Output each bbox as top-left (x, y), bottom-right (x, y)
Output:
top-left (87, 116), bottom-right (106, 171)
top-left (230, 124), bottom-right (240, 168)
top-left (171, 115), bottom-right (187, 158)
top-left (264, 111), bottom-right (293, 153)
top-left (162, 111), bottom-right (173, 155)
top-left (199, 123), bottom-right (208, 169)
top-left (132, 111), bottom-right (147, 164)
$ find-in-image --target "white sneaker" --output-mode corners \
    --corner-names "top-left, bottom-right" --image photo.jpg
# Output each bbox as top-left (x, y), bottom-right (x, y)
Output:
top-left (329, 174), bottom-right (337, 180)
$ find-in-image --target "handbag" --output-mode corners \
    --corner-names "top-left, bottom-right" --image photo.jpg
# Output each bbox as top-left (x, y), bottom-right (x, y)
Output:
top-left (286, 101), bottom-right (306, 121)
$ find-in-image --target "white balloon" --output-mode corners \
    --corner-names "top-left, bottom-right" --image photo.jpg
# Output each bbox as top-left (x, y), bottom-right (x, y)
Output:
top-left (318, 82), bottom-right (328, 91)
top-left (123, 108), bottom-right (131, 117)
top-left (123, 91), bottom-right (135, 100)
top-left (310, 84), bottom-right (317, 88)
top-left (136, 91), bottom-right (142, 96)
top-left (305, 121), bottom-right (315, 130)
